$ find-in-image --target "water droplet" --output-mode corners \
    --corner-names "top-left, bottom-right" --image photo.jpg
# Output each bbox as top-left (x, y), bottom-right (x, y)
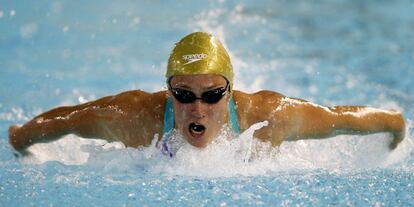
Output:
top-left (62, 26), bottom-right (69, 33)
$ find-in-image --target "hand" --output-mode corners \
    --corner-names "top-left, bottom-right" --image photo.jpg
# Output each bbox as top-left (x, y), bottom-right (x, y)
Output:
top-left (8, 125), bottom-right (26, 151)
top-left (389, 130), bottom-right (405, 150)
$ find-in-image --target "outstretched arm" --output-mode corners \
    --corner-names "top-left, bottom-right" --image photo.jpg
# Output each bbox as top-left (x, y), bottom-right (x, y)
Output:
top-left (9, 91), bottom-right (147, 151)
top-left (281, 98), bottom-right (405, 149)
top-left (8, 95), bottom-right (125, 151)
top-left (9, 90), bottom-right (166, 152)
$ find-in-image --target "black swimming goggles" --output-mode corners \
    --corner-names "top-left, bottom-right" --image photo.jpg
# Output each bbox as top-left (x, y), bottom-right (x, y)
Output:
top-left (168, 78), bottom-right (230, 104)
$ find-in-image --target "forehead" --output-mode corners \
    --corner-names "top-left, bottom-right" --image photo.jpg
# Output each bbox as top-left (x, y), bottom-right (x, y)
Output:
top-left (170, 74), bottom-right (227, 87)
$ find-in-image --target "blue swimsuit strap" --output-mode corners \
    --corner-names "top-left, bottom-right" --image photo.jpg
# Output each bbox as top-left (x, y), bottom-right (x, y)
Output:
top-left (228, 96), bottom-right (240, 134)
top-left (162, 96), bottom-right (175, 137)
top-left (162, 96), bottom-right (240, 136)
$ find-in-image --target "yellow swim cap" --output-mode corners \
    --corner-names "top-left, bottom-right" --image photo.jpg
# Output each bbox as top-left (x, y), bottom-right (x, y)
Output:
top-left (166, 32), bottom-right (234, 89)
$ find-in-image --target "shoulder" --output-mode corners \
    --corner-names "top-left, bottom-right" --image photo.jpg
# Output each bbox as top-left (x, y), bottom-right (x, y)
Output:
top-left (233, 90), bottom-right (285, 108)
top-left (233, 90), bottom-right (284, 99)
top-left (112, 90), bottom-right (167, 101)
top-left (111, 90), bottom-right (167, 104)
top-left (91, 90), bottom-right (168, 114)
top-left (232, 90), bottom-right (287, 129)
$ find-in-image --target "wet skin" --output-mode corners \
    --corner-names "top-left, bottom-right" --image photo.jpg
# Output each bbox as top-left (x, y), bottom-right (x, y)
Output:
top-left (9, 74), bottom-right (405, 152)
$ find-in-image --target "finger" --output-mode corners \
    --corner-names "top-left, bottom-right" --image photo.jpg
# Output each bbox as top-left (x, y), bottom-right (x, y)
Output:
top-left (12, 149), bottom-right (32, 158)
top-left (389, 133), bottom-right (404, 150)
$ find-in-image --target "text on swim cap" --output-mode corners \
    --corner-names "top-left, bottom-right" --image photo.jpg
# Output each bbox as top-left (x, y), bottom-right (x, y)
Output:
top-left (182, 53), bottom-right (208, 65)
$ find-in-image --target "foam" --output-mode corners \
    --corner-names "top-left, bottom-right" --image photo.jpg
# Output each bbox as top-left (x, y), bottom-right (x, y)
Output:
top-left (21, 120), bottom-right (414, 177)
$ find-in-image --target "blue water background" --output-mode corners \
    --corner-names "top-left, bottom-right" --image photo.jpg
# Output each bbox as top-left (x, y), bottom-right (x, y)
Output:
top-left (1, 0), bottom-right (414, 206)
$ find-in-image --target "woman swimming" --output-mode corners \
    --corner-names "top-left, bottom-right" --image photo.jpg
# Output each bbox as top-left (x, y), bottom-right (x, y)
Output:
top-left (8, 32), bottom-right (405, 153)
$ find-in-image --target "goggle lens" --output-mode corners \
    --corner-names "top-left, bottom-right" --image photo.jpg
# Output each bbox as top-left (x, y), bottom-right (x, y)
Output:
top-left (171, 87), bottom-right (227, 104)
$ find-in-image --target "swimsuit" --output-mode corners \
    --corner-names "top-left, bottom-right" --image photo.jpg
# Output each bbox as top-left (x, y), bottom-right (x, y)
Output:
top-left (160, 96), bottom-right (240, 157)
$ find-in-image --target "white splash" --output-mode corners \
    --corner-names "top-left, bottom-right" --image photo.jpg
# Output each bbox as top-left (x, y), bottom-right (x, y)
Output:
top-left (20, 120), bottom-right (413, 177)
top-left (238, 121), bottom-right (269, 162)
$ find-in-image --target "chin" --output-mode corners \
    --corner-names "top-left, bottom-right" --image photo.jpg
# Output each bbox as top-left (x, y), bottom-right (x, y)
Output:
top-left (184, 134), bottom-right (213, 148)
top-left (189, 142), bottom-right (209, 148)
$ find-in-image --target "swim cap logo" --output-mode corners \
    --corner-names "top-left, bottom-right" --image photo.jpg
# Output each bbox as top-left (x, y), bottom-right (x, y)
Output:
top-left (182, 53), bottom-right (208, 65)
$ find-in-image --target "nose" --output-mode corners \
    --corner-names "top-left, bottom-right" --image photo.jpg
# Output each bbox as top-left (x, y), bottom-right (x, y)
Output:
top-left (191, 99), bottom-right (206, 118)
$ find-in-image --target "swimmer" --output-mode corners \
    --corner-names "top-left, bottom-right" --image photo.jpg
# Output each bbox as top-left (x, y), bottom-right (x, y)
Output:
top-left (8, 32), bottom-right (405, 154)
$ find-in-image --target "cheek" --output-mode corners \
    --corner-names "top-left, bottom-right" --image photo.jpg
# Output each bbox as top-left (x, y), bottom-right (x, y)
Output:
top-left (173, 104), bottom-right (188, 121)
top-left (207, 102), bottom-right (228, 121)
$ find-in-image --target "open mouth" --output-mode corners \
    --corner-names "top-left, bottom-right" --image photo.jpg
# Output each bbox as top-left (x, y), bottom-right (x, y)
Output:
top-left (188, 122), bottom-right (206, 138)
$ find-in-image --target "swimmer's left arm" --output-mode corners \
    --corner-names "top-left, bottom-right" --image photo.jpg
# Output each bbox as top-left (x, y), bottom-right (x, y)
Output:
top-left (281, 100), bottom-right (405, 150)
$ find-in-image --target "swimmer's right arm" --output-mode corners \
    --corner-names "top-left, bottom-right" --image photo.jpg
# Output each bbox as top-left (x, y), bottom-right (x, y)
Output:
top-left (8, 95), bottom-right (125, 152)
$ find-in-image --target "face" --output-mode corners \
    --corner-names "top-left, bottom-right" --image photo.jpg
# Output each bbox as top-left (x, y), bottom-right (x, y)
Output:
top-left (169, 74), bottom-right (230, 148)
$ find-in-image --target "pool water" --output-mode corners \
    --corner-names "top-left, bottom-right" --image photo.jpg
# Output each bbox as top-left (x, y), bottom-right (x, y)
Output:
top-left (1, 0), bottom-right (414, 206)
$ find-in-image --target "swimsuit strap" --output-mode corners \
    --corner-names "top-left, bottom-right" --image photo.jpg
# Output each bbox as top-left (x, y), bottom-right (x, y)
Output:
top-left (161, 96), bottom-right (175, 157)
top-left (162, 96), bottom-right (175, 137)
top-left (161, 96), bottom-right (240, 157)
top-left (228, 96), bottom-right (240, 134)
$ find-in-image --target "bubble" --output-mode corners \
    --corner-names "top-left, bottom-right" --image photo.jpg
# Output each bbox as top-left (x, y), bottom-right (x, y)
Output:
top-left (20, 23), bottom-right (38, 39)
top-left (62, 26), bottom-right (69, 33)
top-left (131, 17), bottom-right (140, 26)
